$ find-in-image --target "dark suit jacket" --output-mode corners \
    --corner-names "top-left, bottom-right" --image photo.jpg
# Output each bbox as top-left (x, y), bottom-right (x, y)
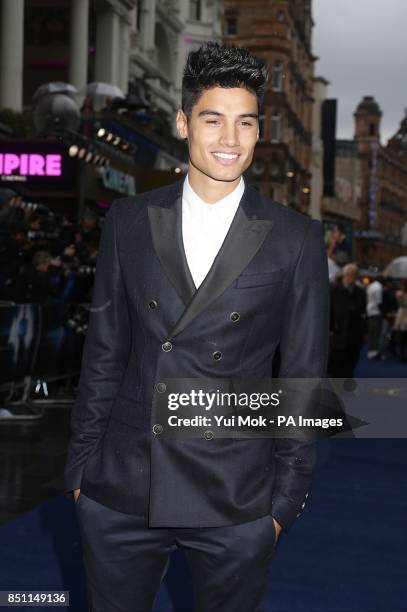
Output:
top-left (64, 180), bottom-right (330, 531)
top-left (330, 281), bottom-right (366, 351)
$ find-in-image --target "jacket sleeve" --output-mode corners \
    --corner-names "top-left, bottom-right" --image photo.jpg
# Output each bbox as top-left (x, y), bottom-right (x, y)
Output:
top-left (271, 219), bottom-right (330, 531)
top-left (64, 200), bottom-right (131, 493)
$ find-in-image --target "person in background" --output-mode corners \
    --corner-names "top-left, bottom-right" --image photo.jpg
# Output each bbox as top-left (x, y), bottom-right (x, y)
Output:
top-left (329, 263), bottom-right (366, 378)
top-left (393, 279), bottom-right (407, 362)
top-left (10, 250), bottom-right (64, 303)
top-left (0, 189), bottom-right (25, 235)
top-left (378, 278), bottom-right (399, 360)
top-left (366, 275), bottom-right (383, 359)
top-left (327, 224), bottom-right (352, 267)
top-left (0, 222), bottom-right (28, 298)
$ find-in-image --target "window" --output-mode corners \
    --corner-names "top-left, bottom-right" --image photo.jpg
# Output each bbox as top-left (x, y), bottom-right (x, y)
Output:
top-left (276, 9), bottom-right (285, 23)
top-left (272, 61), bottom-right (283, 91)
top-left (189, 0), bottom-right (202, 21)
top-left (225, 17), bottom-right (238, 35)
top-left (271, 110), bottom-right (281, 142)
top-left (369, 123), bottom-right (376, 136)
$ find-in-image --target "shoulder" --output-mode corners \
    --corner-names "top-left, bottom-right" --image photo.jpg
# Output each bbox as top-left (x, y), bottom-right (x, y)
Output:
top-left (112, 181), bottom-right (180, 212)
top-left (253, 187), bottom-right (321, 236)
top-left (109, 181), bottom-right (182, 224)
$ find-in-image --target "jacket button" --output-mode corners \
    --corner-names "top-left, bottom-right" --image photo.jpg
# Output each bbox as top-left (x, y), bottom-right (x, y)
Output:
top-left (148, 300), bottom-right (158, 309)
top-left (213, 351), bottom-right (222, 361)
top-left (230, 311), bottom-right (240, 322)
top-left (156, 382), bottom-right (166, 393)
top-left (204, 430), bottom-right (214, 440)
top-left (153, 423), bottom-right (163, 435)
top-left (162, 341), bottom-right (172, 352)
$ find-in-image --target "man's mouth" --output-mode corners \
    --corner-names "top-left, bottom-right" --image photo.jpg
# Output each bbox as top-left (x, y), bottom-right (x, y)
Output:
top-left (211, 151), bottom-right (240, 165)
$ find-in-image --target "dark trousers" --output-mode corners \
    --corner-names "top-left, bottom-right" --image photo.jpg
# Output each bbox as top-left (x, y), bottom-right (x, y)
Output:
top-left (75, 493), bottom-right (278, 612)
top-left (367, 315), bottom-right (382, 352)
top-left (328, 344), bottom-right (362, 378)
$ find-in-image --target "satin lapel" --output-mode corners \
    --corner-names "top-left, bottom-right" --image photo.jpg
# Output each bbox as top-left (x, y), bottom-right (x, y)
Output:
top-left (168, 186), bottom-right (274, 339)
top-left (148, 191), bottom-right (196, 307)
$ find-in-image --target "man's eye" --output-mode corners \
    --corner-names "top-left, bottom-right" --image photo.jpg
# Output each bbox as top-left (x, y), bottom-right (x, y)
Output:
top-left (241, 121), bottom-right (254, 127)
top-left (206, 120), bottom-right (220, 125)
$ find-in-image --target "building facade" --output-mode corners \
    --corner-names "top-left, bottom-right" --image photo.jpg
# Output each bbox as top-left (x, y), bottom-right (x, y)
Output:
top-left (309, 76), bottom-right (328, 220)
top-left (223, 0), bottom-right (315, 212)
top-left (129, 0), bottom-right (222, 117)
top-left (353, 96), bottom-right (407, 268)
top-left (0, 0), bottom-right (136, 111)
top-left (320, 96), bottom-right (407, 269)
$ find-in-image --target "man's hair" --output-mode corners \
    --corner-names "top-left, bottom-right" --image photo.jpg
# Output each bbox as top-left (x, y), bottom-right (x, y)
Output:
top-left (182, 42), bottom-right (268, 117)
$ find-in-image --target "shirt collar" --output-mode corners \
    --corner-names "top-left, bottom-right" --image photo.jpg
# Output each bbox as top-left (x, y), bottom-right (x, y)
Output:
top-left (183, 175), bottom-right (245, 222)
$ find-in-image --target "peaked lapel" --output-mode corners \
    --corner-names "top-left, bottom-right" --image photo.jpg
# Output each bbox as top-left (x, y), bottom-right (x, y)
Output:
top-left (148, 180), bottom-right (274, 339)
top-left (148, 181), bottom-right (196, 307)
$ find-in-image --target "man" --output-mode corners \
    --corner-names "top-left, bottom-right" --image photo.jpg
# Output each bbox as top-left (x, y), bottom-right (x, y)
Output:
top-left (378, 278), bottom-right (398, 360)
top-left (327, 224), bottom-right (351, 267)
top-left (329, 263), bottom-right (366, 378)
top-left (366, 275), bottom-right (383, 359)
top-left (65, 43), bottom-right (329, 612)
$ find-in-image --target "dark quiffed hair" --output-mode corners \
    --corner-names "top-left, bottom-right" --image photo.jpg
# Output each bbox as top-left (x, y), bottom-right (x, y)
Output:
top-left (182, 42), bottom-right (268, 116)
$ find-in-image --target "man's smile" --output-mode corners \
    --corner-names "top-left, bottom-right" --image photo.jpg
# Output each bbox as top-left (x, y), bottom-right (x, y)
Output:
top-left (211, 151), bottom-right (241, 165)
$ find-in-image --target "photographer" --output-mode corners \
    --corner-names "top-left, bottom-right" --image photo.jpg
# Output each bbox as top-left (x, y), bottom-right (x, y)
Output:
top-left (9, 250), bottom-right (67, 304)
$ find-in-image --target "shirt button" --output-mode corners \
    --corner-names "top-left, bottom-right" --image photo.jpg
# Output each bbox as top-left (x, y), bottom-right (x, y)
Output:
top-left (153, 424), bottom-right (163, 435)
top-left (204, 430), bottom-right (214, 440)
top-left (156, 382), bottom-right (166, 393)
top-left (213, 351), bottom-right (222, 361)
top-left (162, 341), bottom-right (172, 352)
top-left (230, 311), bottom-right (240, 322)
top-left (148, 300), bottom-right (158, 309)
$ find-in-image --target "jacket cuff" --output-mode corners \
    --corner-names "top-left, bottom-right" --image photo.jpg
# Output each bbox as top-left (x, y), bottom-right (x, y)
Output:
top-left (271, 492), bottom-right (308, 532)
top-left (64, 464), bottom-right (85, 494)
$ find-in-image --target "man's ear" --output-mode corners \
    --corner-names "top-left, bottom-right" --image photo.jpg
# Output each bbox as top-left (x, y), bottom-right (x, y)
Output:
top-left (176, 109), bottom-right (188, 140)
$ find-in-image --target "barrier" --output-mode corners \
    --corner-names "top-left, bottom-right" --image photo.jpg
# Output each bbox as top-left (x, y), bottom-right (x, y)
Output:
top-left (0, 302), bottom-right (86, 421)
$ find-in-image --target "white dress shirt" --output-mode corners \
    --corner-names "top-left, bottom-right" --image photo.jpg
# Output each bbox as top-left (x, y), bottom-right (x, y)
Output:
top-left (182, 175), bottom-right (245, 288)
top-left (366, 280), bottom-right (383, 317)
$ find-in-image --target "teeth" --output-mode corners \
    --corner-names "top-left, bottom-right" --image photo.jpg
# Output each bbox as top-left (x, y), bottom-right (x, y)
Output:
top-left (213, 152), bottom-right (238, 160)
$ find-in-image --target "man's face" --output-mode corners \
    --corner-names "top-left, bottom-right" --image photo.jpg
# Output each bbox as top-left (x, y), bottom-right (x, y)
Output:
top-left (176, 86), bottom-right (259, 184)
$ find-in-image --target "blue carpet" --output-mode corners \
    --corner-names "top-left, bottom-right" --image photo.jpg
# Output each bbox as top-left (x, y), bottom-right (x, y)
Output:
top-left (355, 345), bottom-right (407, 378)
top-left (1, 438), bottom-right (406, 612)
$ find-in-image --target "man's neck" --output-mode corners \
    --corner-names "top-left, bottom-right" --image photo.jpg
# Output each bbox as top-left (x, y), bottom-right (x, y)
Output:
top-left (187, 166), bottom-right (242, 204)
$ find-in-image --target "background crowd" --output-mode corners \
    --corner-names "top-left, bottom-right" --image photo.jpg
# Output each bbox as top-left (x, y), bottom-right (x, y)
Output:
top-left (328, 229), bottom-right (407, 376)
top-left (1, 186), bottom-right (407, 380)
top-left (0, 187), bottom-right (100, 305)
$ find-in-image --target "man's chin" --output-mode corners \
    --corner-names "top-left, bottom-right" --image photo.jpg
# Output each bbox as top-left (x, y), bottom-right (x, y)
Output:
top-left (199, 165), bottom-right (244, 183)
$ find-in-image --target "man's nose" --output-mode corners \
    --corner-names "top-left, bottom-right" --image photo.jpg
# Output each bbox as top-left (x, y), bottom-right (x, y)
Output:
top-left (219, 123), bottom-right (239, 147)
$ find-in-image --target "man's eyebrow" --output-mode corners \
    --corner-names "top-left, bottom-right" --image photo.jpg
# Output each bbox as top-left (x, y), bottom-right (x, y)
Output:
top-left (198, 110), bottom-right (259, 119)
top-left (198, 110), bottom-right (223, 117)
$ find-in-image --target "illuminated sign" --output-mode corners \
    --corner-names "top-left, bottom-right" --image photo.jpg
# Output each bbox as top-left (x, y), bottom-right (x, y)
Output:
top-left (0, 153), bottom-right (62, 177)
top-left (101, 167), bottom-right (136, 195)
top-left (0, 142), bottom-right (77, 192)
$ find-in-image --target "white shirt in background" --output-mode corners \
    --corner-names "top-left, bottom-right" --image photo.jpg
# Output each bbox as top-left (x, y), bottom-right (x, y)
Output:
top-left (366, 280), bottom-right (383, 317)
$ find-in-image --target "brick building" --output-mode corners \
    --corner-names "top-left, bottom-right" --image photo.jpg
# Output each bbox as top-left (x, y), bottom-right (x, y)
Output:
top-left (353, 97), bottom-right (407, 268)
top-left (223, 0), bottom-right (315, 212)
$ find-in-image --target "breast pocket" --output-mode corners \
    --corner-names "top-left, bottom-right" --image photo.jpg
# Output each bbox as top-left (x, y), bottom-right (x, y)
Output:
top-left (235, 268), bottom-right (290, 289)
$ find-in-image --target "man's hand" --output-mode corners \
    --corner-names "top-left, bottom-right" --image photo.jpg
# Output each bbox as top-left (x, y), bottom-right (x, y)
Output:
top-left (73, 488), bottom-right (81, 502)
top-left (273, 517), bottom-right (282, 538)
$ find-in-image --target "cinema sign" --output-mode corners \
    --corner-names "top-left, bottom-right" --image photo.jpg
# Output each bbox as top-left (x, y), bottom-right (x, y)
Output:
top-left (0, 153), bottom-right (62, 177)
top-left (0, 142), bottom-right (77, 192)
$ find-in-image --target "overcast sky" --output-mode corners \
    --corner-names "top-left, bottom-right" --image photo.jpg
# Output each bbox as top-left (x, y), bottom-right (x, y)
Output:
top-left (312, 0), bottom-right (407, 144)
